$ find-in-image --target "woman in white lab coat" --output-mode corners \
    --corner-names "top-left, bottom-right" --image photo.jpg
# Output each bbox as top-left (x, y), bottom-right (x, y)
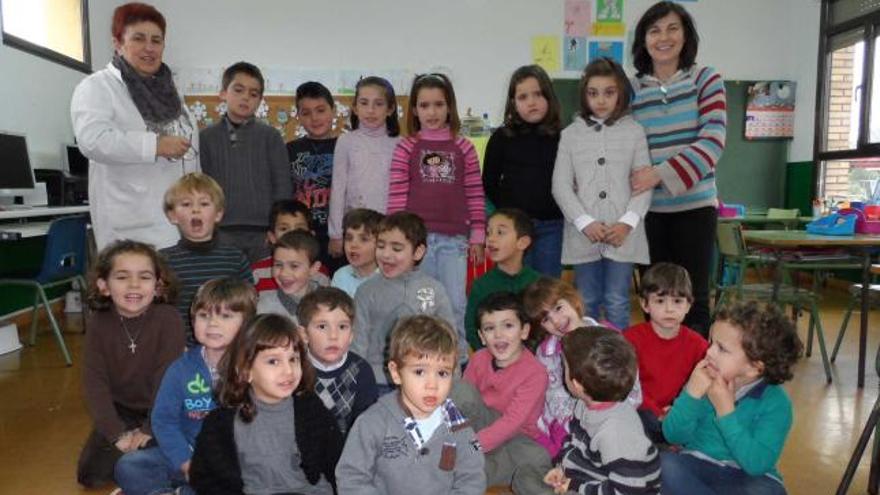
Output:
top-left (71, 2), bottom-right (198, 250)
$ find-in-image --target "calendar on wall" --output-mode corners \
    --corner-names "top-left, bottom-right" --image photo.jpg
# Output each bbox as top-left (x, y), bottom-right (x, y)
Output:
top-left (744, 81), bottom-right (797, 140)
top-left (183, 94), bottom-right (410, 142)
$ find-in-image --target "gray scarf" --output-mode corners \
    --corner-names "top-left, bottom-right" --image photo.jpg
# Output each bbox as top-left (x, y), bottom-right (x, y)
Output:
top-left (112, 53), bottom-right (182, 132)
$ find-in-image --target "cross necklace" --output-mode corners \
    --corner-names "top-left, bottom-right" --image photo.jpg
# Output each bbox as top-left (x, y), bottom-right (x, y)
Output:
top-left (119, 316), bottom-right (143, 354)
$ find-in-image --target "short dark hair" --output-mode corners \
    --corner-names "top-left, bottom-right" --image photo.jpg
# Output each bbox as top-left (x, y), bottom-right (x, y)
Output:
top-left (221, 61), bottom-right (265, 96)
top-left (490, 208), bottom-right (534, 240)
top-left (295, 81), bottom-right (334, 109)
top-left (268, 200), bottom-right (311, 232)
top-left (632, 1), bottom-right (700, 77)
top-left (562, 326), bottom-right (637, 402)
top-left (476, 292), bottom-right (529, 330)
top-left (351, 76), bottom-right (400, 137)
top-left (714, 301), bottom-right (803, 384)
top-left (112, 2), bottom-right (166, 41)
top-left (579, 57), bottom-right (633, 124)
top-left (639, 262), bottom-right (693, 302)
top-left (343, 208), bottom-right (384, 237)
top-left (377, 212), bottom-right (427, 253)
top-left (297, 287), bottom-right (355, 327)
top-left (274, 230), bottom-right (320, 265)
top-left (502, 64), bottom-right (562, 136)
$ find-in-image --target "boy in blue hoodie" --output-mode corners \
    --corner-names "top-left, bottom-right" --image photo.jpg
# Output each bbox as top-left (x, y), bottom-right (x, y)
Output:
top-left (113, 277), bottom-right (257, 495)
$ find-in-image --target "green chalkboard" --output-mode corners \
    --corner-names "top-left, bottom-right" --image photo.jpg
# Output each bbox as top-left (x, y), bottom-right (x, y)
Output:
top-left (551, 79), bottom-right (790, 209)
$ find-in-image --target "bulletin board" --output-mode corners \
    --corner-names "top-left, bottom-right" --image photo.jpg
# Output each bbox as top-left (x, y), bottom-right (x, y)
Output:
top-left (183, 95), bottom-right (410, 142)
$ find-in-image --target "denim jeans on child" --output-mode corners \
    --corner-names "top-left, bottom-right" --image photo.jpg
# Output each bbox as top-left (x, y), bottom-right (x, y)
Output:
top-left (660, 451), bottom-right (787, 495)
top-left (523, 218), bottom-right (564, 278)
top-left (114, 446), bottom-right (195, 495)
top-left (420, 233), bottom-right (468, 349)
top-left (574, 257), bottom-right (633, 330)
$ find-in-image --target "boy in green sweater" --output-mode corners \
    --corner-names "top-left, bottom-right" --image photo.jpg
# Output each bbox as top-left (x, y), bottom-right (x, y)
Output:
top-left (465, 208), bottom-right (540, 351)
top-left (661, 300), bottom-right (803, 495)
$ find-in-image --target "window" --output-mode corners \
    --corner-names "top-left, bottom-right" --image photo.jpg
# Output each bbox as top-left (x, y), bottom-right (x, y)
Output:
top-left (1, 0), bottom-right (91, 73)
top-left (816, 0), bottom-right (880, 202)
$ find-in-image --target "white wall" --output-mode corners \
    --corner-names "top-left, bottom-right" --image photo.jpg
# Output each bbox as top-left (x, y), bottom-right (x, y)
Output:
top-left (2, 0), bottom-right (820, 169)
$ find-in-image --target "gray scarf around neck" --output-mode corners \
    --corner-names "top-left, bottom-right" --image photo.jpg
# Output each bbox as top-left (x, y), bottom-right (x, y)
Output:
top-left (112, 53), bottom-right (182, 131)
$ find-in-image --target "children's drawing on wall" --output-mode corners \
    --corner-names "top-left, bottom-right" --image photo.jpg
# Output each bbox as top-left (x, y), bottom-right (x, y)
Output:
top-left (564, 36), bottom-right (587, 71)
top-left (745, 81), bottom-right (797, 140)
top-left (588, 41), bottom-right (624, 65)
top-left (532, 35), bottom-right (561, 72)
top-left (564, 0), bottom-right (591, 37)
top-left (597, 0), bottom-right (623, 23)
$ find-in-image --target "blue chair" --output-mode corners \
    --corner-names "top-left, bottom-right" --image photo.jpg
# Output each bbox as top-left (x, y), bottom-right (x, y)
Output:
top-left (0, 215), bottom-right (89, 366)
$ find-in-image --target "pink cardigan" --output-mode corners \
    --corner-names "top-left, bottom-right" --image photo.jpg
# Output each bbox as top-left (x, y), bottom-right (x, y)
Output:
top-left (463, 348), bottom-right (548, 452)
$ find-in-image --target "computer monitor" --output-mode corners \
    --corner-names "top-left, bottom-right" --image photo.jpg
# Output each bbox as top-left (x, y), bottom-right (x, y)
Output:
top-left (0, 131), bottom-right (36, 203)
top-left (63, 143), bottom-right (89, 177)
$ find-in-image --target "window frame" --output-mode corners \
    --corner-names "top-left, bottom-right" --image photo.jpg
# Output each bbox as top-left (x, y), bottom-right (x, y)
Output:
top-left (1, 0), bottom-right (92, 74)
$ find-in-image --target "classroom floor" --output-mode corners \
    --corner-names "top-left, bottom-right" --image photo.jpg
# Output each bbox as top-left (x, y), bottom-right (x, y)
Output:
top-left (0, 291), bottom-right (877, 494)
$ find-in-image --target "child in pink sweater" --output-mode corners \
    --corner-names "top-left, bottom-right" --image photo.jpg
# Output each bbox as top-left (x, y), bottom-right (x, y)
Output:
top-left (450, 292), bottom-right (550, 487)
top-left (386, 73), bottom-right (486, 353)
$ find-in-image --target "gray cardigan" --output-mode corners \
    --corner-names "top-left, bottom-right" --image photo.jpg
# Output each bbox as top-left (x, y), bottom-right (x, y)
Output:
top-left (335, 392), bottom-right (486, 494)
top-left (552, 115), bottom-right (652, 265)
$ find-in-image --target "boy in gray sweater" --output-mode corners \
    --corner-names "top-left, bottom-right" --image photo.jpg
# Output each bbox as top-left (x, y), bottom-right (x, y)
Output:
top-left (199, 62), bottom-right (292, 262)
top-left (351, 212), bottom-right (457, 389)
top-left (513, 326), bottom-right (661, 494)
top-left (336, 315), bottom-right (485, 494)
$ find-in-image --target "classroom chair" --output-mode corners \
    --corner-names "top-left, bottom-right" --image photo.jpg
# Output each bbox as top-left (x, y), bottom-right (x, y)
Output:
top-left (714, 222), bottom-right (833, 383)
top-left (830, 281), bottom-right (880, 363)
top-left (0, 215), bottom-right (89, 366)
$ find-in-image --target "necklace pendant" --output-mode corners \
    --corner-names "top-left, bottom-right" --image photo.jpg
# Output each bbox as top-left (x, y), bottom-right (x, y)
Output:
top-left (129, 341), bottom-right (137, 354)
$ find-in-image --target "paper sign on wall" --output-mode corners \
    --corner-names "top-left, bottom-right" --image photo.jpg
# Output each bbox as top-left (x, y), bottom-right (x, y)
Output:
top-left (597, 0), bottom-right (623, 22)
top-left (564, 37), bottom-right (587, 71)
top-left (532, 36), bottom-right (561, 72)
top-left (592, 22), bottom-right (626, 37)
top-left (589, 41), bottom-right (624, 65)
top-left (564, 0), bottom-right (591, 37)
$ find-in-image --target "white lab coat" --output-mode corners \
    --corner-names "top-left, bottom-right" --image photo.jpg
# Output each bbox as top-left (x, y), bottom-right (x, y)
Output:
top-left (70, 62), bottom-right (199, 250)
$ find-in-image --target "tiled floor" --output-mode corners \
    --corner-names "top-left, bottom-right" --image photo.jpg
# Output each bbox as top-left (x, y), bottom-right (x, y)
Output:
top-left (0, 292), bottom-right (878, 494)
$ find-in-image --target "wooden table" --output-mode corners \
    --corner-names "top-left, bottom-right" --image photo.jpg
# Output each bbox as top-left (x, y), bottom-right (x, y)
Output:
top-left (743, 230), bottom-right (880, 387)
top-left (719, 215), bottom-right (812, 229)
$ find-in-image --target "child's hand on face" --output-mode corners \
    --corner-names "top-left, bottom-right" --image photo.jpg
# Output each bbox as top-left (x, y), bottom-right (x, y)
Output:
top-left (604, 223), bottom-right (632, 247)
top-left (328, 239), bottom-right (343, 258)
top-left (685, 359), bottom-right (714, 399)
top-left (469, 243), bottom-right (485, 264)
top-left (582, 221), bottom-right (608, 243)
top-left (544, 467), bottom-right (571, 494)
top-left (707, 374), bottom-right (736, 417)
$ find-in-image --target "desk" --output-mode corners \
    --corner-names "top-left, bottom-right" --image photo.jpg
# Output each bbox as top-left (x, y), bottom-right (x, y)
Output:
top-left (718, 215), bottom-right (812, 229)
top-left (743, 230), bottom-right (880, 387)
top-left (0, 205), bottom-right (89, 221)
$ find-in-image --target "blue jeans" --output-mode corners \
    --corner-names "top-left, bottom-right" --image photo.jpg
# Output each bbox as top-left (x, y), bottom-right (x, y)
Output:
top-left (421, 233), bottom-right (468, 351)
top-left (661, 451), bottom-right (787, 495)
top-left (574, 258), bottom-right (633, 330)
top-left (523, 218), bottom-right (563, 278)
top-left (114, 446), bottom-right (195, 495)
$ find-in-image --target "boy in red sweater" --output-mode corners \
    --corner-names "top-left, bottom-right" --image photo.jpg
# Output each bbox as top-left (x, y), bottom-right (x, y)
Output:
top-left (624, 262), bottom-right (708, 443)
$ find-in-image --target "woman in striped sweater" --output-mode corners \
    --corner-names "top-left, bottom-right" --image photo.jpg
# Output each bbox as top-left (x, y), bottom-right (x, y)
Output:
top-left (629, 1), bottom-right (727, 337)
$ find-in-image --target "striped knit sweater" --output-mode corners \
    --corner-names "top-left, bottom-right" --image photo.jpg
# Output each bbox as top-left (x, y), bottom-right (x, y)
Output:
top-left (160, 238), bottom-right (253, 345)
top-left (559, 400), bottom-right (661, 494)
top-left (386, 127), bottom-right (486, 244)
top-left (631, 66), bottom-right (727, 213)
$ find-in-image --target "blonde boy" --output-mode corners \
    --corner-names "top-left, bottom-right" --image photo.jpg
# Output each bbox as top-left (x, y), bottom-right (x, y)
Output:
top-left (336, 315), bottom-right (486, 494)
top-left (160, 173), bottom-right (252, 345)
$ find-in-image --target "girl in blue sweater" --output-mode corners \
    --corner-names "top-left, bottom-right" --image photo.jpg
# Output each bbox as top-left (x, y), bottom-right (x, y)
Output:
top-left (661, 301), bottom-right (803, 495)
